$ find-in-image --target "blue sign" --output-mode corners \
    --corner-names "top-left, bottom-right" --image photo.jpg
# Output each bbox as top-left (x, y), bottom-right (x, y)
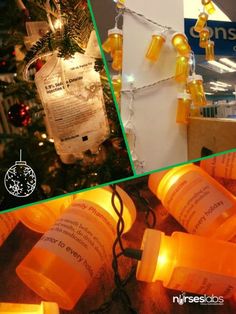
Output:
top-left (184, 18), bottom-right (236, 56)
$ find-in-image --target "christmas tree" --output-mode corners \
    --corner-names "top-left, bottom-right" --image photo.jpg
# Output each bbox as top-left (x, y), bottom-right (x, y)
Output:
top-left (0, 0), bottom-right (133, 210)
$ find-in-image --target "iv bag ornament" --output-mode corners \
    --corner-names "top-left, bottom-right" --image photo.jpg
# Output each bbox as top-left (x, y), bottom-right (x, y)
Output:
top-left (35, 53), bottom-right (110, 164)
top-left (4, 150), bottom-right (36, 197)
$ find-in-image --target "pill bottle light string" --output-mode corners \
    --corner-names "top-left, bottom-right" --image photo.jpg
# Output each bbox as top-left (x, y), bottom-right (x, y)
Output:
top-left (90, 184), bottom-right (157, 313)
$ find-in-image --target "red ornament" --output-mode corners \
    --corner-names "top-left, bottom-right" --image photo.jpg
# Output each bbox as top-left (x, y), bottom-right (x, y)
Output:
top-left (80, 0), bottom-right (87, 9)
top-left (7, 103), bottom-right (31, 127)
top-left (35, 59), bottom-right (44, 72)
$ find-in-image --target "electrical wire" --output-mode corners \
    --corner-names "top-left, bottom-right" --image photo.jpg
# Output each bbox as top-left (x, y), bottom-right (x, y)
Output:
top-left (89, 184), bottom-right (137, 314)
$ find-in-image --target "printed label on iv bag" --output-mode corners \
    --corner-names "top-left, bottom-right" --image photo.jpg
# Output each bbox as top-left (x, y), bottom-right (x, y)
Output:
top-left (35, 200), bottom-right (116, 284)
top-left (35, 53), bottom-right (109, 155)
top-left (163, 170), bottom-right (234, 235)
top-left (0, 213), bottom-right (18, 246)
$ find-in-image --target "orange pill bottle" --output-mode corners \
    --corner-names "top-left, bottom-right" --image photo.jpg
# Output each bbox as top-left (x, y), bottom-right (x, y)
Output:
top-left (205, 41), bottom-right (215, 61)
top-left (172, 33), bottom-right (191, 57)
top-left (202, 0), bottom-right (216, 15)
top-left (200, 153), bottom-right (236, 180)
top-left (0, 212), bottom-right (18, 246)
top-left (137, 229), bottom-right (236, 298)
top-left (194, 12), bottom-right (208, 33)
top-left (149, 164), bottom-right (236, 240)
top-left (16, 186), bottom-right (136, 310)
top-left (112, 74), bottom-right (122, 103)
top-left (175, 56), bottom-right (189, 83)
top-left (176, 92), bottom-right (191, 124)
top-left (146, 33), bottom-right (166, 62)
top-left (187, 74), bottom-right (207, 106)
top-left (199, 28), bottom-right (210, 48)
top-left (16, 195), bottom-right (74, 233)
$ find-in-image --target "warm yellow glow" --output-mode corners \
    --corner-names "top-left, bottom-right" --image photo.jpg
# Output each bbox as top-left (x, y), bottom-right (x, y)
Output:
top-left (54, 19), bottom-right (63, 30)
top-left (167, 174), bottom-right (181, 188)
top-left (157, 253), bottom-right (168, 267)
top-left (0, 302), bottom-right (59, 314)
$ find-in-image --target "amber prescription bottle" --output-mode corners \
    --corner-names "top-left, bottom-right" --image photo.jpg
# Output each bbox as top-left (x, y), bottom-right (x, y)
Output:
top-left (176, 92), bottom-right (191, 124)
top-left (175, 56), bottom-right (189, 83)
top-left (187, 74), bottom-right (207, 106)
top-left (199, 28), bottom-right (210, 48)
top-left (146, 32), bottom-right (166, 62)
top-left (194, 12), bottom-right (208, 33)
top-left (16, 186), bottom-right (136, 310)
top-left (102, 27), bottom-right (123, 55)
top-left (0, 301), bottom-right (59, 314)
top-left (172, 33), bottom-right (191, 57)
top-left (137, 228), bottom-right (236, 298)
top-left (148, 164), bottom-right (236, 240)
top-left (200, 153), bottom-right (236, 180)
top-left (16, 195), bottom-right (74, 233)
top-left (112, 74), bottom-right (122, 103)
top-left (202, 0), bottom-right (216, 15)
top-left (0, 212), bottom-right (18, 246)
top-left (205, 40), bottom-right (215, 61)
top-left (112, 50), bottom-right (122, 71)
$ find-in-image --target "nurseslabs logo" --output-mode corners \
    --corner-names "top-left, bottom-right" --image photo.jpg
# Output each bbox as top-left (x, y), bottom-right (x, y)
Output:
top-left (173, 292), bottom-right (224, 306)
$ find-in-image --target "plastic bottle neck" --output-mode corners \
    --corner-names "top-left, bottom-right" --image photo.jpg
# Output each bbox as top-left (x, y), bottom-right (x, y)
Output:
top-left (157, 164), bottom-right (195, 202)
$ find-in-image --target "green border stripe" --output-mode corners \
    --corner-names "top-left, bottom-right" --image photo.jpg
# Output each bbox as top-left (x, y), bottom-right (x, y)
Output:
top-left (87, 0), bottom-right (137, 175)
top-left (2, 148), bottom-right (236, 214)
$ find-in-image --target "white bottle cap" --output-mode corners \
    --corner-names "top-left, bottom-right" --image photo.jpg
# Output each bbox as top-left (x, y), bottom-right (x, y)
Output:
top-left (177, 92), bottom-right (191, 100)
top-left (207, 40), bottom-right (215, 46)
top-left (199, 11), bottom-right (208, 18)
top-left (42, 301), bottom-right (60, 314)
top-left (152, 31), bottom-right (166, 41)
top-left (108, 27), bottom-right (123, 36)
top-left (136, 229), bottom-right (163, 282)
top-left (112, 74), bottom-right (121, 80)
top-left (187, 74), bottom-right (203, 83)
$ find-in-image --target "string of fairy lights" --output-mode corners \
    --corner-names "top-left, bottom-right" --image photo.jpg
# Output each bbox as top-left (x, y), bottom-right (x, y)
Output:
top-left (103, 0), bottom-right (218, 172)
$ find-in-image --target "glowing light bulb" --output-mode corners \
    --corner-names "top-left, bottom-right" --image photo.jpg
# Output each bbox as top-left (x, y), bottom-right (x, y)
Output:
top-left (137, 228), bottom-right (236, 298)
top-left (54, 19), bottom-right (62, 30)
